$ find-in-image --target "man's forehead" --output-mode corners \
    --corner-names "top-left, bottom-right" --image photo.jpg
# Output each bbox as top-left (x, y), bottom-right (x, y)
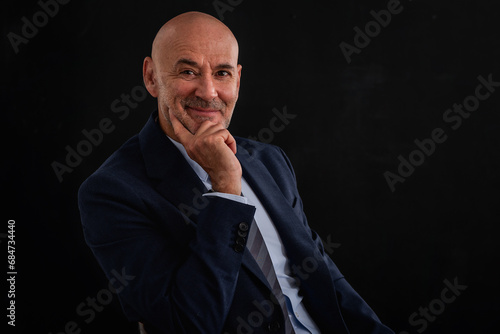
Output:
top-left (163, 40), bottom-right (238, 67)
top-left (170, 36), bottom-right (237, 55)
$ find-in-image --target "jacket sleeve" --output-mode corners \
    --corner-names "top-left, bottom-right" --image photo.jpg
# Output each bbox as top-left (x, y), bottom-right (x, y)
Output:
top-left (78, 170), bottom-right (256, 333)
top-left (277, 147), bottom-right (395, 334)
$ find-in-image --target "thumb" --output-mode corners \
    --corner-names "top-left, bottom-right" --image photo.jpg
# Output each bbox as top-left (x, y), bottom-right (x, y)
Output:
top-left (168, 109), bottom-right (192, 143)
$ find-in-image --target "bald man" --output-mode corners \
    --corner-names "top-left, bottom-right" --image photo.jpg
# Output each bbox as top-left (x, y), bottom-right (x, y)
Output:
top-left (79, 11), bottom-right (394, 334)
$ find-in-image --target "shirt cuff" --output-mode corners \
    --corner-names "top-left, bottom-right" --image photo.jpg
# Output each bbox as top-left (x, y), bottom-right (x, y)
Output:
top-left (203, 192), bottom-right (249, 205)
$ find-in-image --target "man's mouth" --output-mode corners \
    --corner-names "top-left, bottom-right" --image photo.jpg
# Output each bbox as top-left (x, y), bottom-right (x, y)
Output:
top-left (186, 106), bottom-right (220, 118)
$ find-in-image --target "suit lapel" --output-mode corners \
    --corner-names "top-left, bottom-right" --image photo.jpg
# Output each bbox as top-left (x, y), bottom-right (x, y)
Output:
top-left (236, 143), bottom-right (317, 263)
top-left (236, 141), bottom-right (344, 329)
top-left (139, 112), bottom-right (207, 226)
top-left (236, 143), bottom-right (314, 288)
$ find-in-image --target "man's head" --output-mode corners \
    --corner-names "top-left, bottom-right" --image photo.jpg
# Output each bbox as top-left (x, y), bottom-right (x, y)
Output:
top-left (143, 11), bottom-right (242, 140)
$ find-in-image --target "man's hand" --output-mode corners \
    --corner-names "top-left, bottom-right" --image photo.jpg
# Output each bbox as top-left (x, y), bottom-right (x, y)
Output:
top-left (169, 110), bottom-right (242, 195)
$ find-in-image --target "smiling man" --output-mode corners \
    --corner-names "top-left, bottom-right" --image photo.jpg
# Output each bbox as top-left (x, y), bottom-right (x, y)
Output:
top-left (143, 13), bottom-right (243, 196)
top-left (79, 11), bottom-right (394, 334)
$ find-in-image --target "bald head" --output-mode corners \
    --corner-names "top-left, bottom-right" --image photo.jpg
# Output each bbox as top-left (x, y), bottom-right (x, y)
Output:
top-left (151, 11), bottom-right (239, 67)
top-left (143, 11), bottom-right (242, 140)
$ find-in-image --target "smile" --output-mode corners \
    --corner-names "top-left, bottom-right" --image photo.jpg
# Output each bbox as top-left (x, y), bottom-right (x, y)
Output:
top-left (186, 106), bottom-right (221, 117)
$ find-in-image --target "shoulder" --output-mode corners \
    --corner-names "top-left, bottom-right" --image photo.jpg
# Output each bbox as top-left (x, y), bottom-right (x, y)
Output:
top-left (235, 136), bottom-right (297, 180)
top-left (236, 135), bottom-right (286, 160)
top-left (78, 134), bottom-right (147, 201)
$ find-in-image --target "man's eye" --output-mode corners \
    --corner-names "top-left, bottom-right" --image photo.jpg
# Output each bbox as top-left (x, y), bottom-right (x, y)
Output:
top-left (181, 70), bottom-right (195, 75)
top-left (217, 70), bottom-right (230, 77)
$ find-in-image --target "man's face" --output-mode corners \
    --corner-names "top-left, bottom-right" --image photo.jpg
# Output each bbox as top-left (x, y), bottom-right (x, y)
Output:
top-left (153, 31), bottom-right (242, 135)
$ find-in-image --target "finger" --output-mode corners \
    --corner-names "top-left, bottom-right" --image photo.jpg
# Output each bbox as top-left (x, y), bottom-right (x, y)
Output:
top-left (168, 109), bottom-right (192, 143)
top-left (225, 132), bottom-right (237, 155)
top-left (210, 128), bottom-right (237, 155)
top-left (195, 119), bottom-right (222, 136)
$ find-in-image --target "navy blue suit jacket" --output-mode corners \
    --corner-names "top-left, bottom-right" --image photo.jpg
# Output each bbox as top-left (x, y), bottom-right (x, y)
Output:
top-left (78, 111), bottom-right (394, 334)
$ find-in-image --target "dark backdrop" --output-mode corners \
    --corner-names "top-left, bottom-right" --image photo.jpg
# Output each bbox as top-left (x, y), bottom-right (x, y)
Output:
top-left (3, 0), bottom-right (499, 333)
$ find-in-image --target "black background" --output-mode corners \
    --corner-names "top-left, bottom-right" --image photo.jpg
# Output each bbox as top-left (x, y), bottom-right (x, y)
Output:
top-left (3, 0), bottom-right (500, 333)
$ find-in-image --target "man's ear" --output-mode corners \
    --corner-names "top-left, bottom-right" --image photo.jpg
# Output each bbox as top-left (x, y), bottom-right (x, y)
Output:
top-left (236, 64), bottom-right (242, 90)
top-left (143, 57), bottom-right (158, 98)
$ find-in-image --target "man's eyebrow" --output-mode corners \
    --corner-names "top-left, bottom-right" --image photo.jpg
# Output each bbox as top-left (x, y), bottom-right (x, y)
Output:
top-left (216, 63), bottom-right (235, 71)
top-left (174, 58), bottom-right (235, 71)
top-left (174, 58), bottom-right (199, 68)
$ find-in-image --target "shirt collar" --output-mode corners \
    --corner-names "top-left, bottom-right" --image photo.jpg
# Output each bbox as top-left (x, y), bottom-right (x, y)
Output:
top-left (167, 136), bottom-right (210, 184)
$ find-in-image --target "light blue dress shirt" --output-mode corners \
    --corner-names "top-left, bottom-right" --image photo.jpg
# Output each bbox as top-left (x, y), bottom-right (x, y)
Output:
top-left (168, 137), bottom-right (321, 333)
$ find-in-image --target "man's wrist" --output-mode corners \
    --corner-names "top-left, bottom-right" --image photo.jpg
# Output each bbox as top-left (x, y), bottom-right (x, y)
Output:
top-left (203, 192), bottom-right (248, 205)
top-left (211, 180), bottom-right (241, 196)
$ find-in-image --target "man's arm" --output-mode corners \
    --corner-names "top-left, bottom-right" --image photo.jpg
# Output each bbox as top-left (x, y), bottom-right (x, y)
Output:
top-left (79, 111), bottom-right (256, 333)
top-left (79, 171), bottom-right (255, 333)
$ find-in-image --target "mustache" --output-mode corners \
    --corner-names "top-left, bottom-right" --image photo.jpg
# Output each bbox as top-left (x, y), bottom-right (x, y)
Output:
top-left (182, 97), bottom-right (226, 111)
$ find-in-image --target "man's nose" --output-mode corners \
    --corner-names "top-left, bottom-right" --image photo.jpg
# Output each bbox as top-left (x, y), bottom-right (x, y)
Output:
top-left (195, 75), bottom-right (218, 101)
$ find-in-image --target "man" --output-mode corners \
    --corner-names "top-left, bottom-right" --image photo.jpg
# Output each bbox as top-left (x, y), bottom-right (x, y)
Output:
top-left (79, 11), bottom-right (394, 334)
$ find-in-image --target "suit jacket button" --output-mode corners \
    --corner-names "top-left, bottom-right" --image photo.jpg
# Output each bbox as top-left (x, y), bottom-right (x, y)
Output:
top-left (234, 243), bottom-right (245, 253)
top-left (267, 321), bottom-right (281, 332)
top-left (238, 229), bottom-right (248, 237)
top-left (238, 222), bottom-right (249, 232)
top-left (236, 236), bottom-right (246, 246)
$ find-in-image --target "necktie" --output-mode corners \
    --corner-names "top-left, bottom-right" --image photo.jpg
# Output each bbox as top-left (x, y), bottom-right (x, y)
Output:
top-left (246, 220), bottom-right (296, 333)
